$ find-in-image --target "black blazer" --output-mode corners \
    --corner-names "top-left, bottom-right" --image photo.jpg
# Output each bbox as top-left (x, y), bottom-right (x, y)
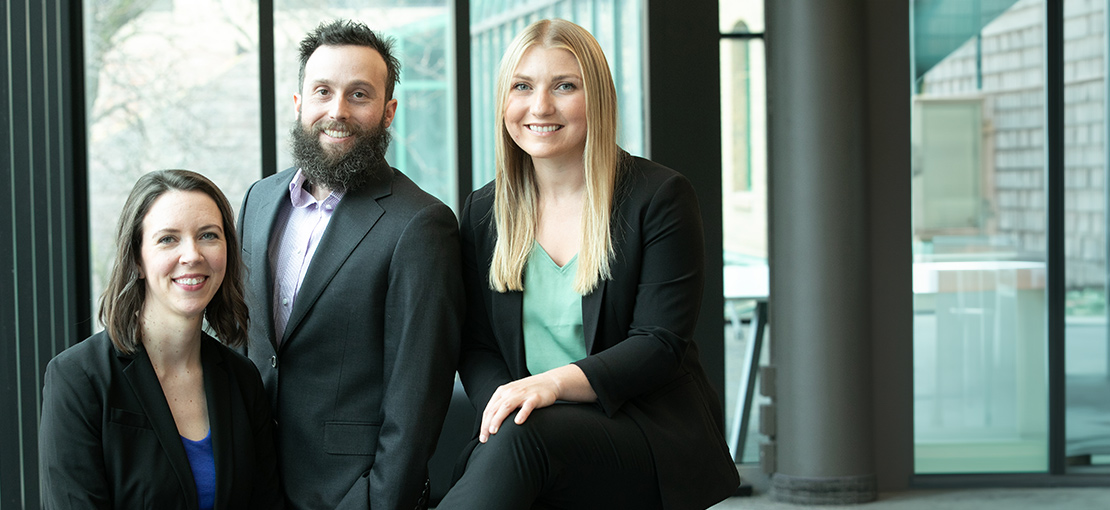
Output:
top-left (457, 155), bottom-right (740, 510)
top-left (237, 160), bottom-right (464, 510)
top-left (38, 331), bottom-right (282, 510)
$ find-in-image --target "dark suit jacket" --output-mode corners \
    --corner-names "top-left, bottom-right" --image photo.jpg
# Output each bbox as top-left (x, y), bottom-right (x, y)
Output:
top-left (457, 155), bottom-right (740, 510)
top-left (38, 331), bottom-right (282, 510)
top-left (237, 160), bottom-right (463, 510)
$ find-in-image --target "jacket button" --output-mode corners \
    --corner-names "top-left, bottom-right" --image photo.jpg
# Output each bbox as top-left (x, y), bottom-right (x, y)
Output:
top-left (270, 355), bottom-right (277, 368)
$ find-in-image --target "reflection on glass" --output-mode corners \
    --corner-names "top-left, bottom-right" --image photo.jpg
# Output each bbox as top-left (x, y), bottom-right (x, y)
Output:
top-left (84, 0), bottom-right (262, 322)
top-left (274, 1), bottom-right (454, 207)
top-left (469, 0), bottom-right (644, 189)
top-left (1062, 0), bottom-right (1110, 472)
top-left (912, 0), bottom-right (1048, 474)
top-left (720, 0), bottom-right (768, 463)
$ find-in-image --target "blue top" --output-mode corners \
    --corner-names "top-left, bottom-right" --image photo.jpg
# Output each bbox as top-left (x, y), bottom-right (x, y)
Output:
top-left (180, 430), bottom-right (216, 510)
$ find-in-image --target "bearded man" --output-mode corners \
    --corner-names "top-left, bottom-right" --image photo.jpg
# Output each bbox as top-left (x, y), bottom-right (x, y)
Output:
top-left (236, 19), bottom-right (463, 510)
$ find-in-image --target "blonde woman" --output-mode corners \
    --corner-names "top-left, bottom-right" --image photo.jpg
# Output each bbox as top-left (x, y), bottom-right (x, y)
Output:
top-left (439, 19), bottom-right (738, 510)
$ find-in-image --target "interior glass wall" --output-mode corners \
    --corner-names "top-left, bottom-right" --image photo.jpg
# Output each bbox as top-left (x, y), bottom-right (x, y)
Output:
top-left (84, 0), bottom-right (262, 320)
top-left (911, 0), bottom-right (1049, 474)
top-left (719, 0), bottom-right (768, 465)
top-left (1062, 0), bottom-right (1110, 472)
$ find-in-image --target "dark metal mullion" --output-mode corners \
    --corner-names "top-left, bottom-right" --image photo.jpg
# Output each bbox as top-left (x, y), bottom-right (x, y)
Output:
top-left (44, 0), bottom-right (59, 363)
top-left (974, 0), bottom-right (982, 90)
top-left (610, 0), bottom-right (622, 148)
top-left (720, 32), bottom-right (764, 40)
top-left (913, 473), bottom-right (1110, 488)
top-left (1105, 0), bottom-right (1110, 387)
top-left (1045, 0), bottom-right (1066, 477)
top-left (454, 0), bottom-right (472, 207)
top-left (260, 0), bottom-right (276, 178)
top-left (64, 0), bottom-right (91, 342)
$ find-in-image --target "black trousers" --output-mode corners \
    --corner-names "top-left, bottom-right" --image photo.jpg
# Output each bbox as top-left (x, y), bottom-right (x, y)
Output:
top-left (436, 403), bottom-right (664, 510)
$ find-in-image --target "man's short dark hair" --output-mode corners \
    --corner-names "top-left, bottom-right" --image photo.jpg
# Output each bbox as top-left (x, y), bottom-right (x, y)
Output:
top-left (298, 19), bottom-right (402, 100)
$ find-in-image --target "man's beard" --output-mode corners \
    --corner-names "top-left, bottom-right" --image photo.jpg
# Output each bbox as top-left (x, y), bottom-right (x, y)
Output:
top-left (290, 115), bottom-right (392, 193)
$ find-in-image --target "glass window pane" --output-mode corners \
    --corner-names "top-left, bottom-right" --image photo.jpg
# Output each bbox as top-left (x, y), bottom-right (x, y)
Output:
top-left (720, 29), bottom-right (769, 463)
top-left (85, 0), bottom-right (261, 321)
top-left (911, 0), bottom-right (1048, 474)
top-left (721, 0), bottom-right (763, 34)
top-left (1063, 0), bottom-right (1110, 471)
top-left (274, 1), bottom-right (455, 208)
top-left (468, 0), bottom-right (645, 190)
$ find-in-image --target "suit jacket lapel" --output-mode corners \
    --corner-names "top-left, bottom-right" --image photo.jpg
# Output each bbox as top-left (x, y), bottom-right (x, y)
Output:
top-left (582, 283), bottom-right (605, 353)
top-left (249, 170), bottom-right (296, 352)
top-left (282, 160), bottom-right (391, 345)
top-left (201, 338), bottom-right (233, 510)
top-left (119, 348), bottom-right (198, 510)
top-left (491, 290), bottom-right (527, 374)
top-left (582, 186), bottom-right (625, 354)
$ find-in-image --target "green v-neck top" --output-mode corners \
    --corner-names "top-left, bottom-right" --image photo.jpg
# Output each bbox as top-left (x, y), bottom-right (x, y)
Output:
top-left (522, 241), bottom-right (586, 375)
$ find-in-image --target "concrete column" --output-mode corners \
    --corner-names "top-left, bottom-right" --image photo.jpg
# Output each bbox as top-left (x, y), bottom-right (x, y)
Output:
top-left (766, 0), bottom-right (877, 503)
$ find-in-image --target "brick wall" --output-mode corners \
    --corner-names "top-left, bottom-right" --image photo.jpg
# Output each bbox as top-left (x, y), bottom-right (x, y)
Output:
top-left (920, 0), bottom-right (1106, 287)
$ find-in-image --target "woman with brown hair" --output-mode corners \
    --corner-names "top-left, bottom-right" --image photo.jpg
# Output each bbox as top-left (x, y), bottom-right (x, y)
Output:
top-left (39, 170), bottom-right (281, 509)
top-left (439, 19), bottom-right (738, 510)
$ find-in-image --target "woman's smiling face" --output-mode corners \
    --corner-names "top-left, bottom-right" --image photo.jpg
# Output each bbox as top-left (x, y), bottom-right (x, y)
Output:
top-left (503, 46), bottom-right (588, 167)
top-left (138, 190), bottom-right (227, 324)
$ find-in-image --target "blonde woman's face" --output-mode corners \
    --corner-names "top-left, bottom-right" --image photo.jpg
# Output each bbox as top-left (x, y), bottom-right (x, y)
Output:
top-left (504, 46), bottom-right (588, 167)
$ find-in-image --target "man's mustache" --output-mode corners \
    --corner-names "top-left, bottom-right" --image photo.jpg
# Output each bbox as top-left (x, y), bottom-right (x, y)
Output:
top-left (312, 119), bottom-right (364, 136)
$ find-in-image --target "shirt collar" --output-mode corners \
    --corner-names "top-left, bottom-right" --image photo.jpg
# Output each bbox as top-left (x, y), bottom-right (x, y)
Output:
top-left (289, 169), bottom-right (345, 209)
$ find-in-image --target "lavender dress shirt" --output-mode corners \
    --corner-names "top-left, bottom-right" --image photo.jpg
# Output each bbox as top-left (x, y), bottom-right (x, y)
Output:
top-left (268, 169), bottom-right (344, 343)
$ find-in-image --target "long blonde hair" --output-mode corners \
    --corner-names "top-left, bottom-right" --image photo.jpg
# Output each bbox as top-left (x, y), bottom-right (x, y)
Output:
top-left (489, 19), bottom-right (621, 295)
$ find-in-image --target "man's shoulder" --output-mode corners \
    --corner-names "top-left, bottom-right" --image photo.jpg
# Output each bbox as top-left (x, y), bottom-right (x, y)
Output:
top-left (378, 166), bottom-right (452, 213)
top-left (255, 167), bottom-right (298, 191)
top-left (242, 167), bottom-right (297, 205)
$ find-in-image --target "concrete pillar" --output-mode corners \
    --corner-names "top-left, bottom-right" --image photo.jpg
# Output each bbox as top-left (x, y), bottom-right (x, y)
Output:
top-left (766, 0), bottom-right (877, 503)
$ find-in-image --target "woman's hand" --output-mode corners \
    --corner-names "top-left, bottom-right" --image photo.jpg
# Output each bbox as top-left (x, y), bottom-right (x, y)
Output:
top-left (479, 364), bottom-right (597, 443)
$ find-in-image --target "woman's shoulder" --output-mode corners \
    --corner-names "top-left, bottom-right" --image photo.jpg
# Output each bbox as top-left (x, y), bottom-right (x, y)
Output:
top-left (466, 180), bottom-right (497, 208)
top-left (461, 179), bottom-right (497, 228)
top-left (44, 331), bottom-right (124, 390)
top-left (623, 154), bottom-right (678, 175)
top-left (617, 155), bottom-right (696, 203)
top-left (48, 330), bottom-right (116, 368)
top-left (201, 334), bottom-right (261, 378)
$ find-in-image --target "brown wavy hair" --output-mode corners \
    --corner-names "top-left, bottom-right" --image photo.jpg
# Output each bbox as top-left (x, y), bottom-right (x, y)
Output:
top-left (99, 170), bottom-right (249, 353)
